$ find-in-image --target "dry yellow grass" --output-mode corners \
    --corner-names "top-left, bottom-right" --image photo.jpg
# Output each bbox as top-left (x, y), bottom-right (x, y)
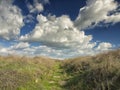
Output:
top-left (62, 49), bottom-right (120, 90)
top-left (0, 49), bottom-right (120, 90)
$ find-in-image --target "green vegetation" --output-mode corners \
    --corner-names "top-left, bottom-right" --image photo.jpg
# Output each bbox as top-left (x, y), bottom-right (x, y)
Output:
top-left (0, 56), bottom-right (62, 90)
top-left (63, 50), bottom-right (120, 90)
top-left (0, 50), bottom-right (120, 90)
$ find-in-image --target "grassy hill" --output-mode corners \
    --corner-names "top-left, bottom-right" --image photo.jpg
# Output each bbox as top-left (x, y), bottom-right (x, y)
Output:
top-left (0, 50), bottom-right (120, 90)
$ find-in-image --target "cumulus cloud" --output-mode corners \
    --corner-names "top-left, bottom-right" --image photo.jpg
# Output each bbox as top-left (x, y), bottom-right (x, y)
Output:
top-left (96, 42), bottom-right (112, 51)
top-left (75, 0), bottom-right (120, 30)
top-left (20, 14), bottom-right (95, 48)
top-left (26, 0), bottom-right (45, 14)
top-left (0, 0), bottom-right (118, 59)
top-left (0, 41), bottom-right (112, 59)
top-left (0, 48), bottom-right (7, 55)
top-left (19, 13), bottom-right (113, 58)
top-left (24, 0), bottom-right (49, 24)
top-left (28, 3), bottom-right (43, 13)
top-left (0, 42), bottom-right (32, 56)
top-left (0, 0), bottom-right (24, 40)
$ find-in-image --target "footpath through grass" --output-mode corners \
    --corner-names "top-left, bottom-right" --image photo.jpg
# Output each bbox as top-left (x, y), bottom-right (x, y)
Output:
top-left (0, 49), bottom-right (120, 90)
top-left (41, 62), bottom-right (67, 90)
top-left (0, 56), bottom-right (71, 90)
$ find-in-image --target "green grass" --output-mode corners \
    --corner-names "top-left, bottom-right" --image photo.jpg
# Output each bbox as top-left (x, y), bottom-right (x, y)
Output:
top-left (0, 56), bottom-right (58, 90)
top-left (0, 49), bottom-right (120, 90)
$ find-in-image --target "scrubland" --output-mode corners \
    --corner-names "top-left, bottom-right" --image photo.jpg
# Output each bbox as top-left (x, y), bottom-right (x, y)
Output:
top-left (0, 49), bottom-right (120, 90)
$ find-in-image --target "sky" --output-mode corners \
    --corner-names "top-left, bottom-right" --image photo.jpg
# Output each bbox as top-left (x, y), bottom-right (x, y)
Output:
top-left (0, 0), bottom-right (120, 59)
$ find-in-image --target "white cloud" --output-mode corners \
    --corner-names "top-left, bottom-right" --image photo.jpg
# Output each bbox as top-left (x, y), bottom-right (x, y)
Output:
top-left (20, 14), bottom-right (95, 48)
top-left (24, 14), bottom-right (35, 24)
top-left (0, 41), bottom-right (112, 59)
top-left (96, 42), bottom-right (112, 51)
top-left (10, 42), bottom-right (30, 49)
top-left (19, 14), bottom-right (113, 59)
top-left (0, 48), bottom-right (7, 53)
top-left (26, 0), bottom-right (44, 13)
top-left (24, 0), bottom-right (49, 24)
top-left (0, 0), bottom-right (118, 59)
top-left (0, 42), bottom-right (32, 56)
top-left (0, 0), bottom-right (24, 40)
top-left (75, 0), bottom-right (120, 30)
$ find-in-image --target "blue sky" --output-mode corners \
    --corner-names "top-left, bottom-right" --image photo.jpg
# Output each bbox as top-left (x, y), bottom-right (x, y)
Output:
top-left (0, 0), bottom-right (120, 59)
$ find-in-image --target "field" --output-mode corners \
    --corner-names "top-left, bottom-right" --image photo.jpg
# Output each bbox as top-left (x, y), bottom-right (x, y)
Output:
top-left (0, 50), bottom-right (120, 90)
